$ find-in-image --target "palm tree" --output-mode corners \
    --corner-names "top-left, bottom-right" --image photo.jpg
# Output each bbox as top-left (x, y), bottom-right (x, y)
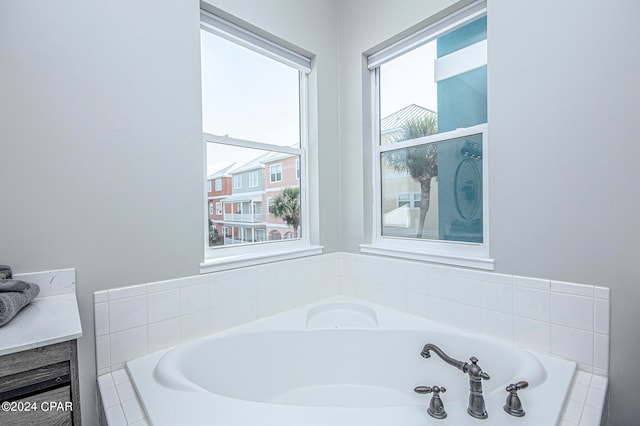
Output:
top-left (383, 114), bottom-right (438, 238)
top-left (271, 186), bottom-right (301, 238)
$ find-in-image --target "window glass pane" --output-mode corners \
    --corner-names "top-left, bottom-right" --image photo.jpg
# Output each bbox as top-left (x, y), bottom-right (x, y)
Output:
top-left (200, 30), bottom-right (300, 147)
top-left (206, 143), bottom-right (301, 249)
top-left (379, 16), bottom-right (486, 144)
top-left (381, 133), bottom-right (483, 243)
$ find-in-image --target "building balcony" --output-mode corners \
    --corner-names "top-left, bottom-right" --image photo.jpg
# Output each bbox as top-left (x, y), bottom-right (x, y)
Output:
top-left (223, 213), bottom-right (263, 223)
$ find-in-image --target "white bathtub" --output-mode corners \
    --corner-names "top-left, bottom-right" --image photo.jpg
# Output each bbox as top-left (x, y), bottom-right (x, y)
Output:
top-left (127, 297), bottom-right (576, 425)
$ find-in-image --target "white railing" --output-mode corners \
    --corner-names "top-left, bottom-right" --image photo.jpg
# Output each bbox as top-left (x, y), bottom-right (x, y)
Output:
top-left (223, 213), bottom-right (263, 223)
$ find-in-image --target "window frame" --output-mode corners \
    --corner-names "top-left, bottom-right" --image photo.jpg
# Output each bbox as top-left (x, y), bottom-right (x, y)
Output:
top-left (360, 0), bottom-right (493, 270)
top-left (199, 8), bottom-right (321, 273)
top-left (269, 163), bottom-right (283, 183)
top-left (232, 175), bottom-right (242, 190)
top-left (249, 170), bottom-right (259, 188)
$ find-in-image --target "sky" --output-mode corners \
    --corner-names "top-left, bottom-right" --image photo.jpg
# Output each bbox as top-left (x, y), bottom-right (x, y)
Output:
top-left (200, 30), bottom-right (299, 175)
top-left (380, 40), bottom-right (438, 117)
top-left (200, 29), bottom-right (439, 175)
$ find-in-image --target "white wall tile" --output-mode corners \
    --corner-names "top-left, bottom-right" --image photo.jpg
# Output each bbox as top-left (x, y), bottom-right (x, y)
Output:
top-left (257, 293), bottom-right (278, 318)
top-left (551, 325), bottom-right (593, 366)
top-left (406, 269), bottom-right (429, 295)
top-left (590, 375), bottom-right (607, 391)
top-left (96, 335), bottom-right (111, 371)
top-left (563, 399), bottom-right (583, 424)
top-left (180, 274), bottom-right (210, 288)
top-left (481, 309), bottom-right (513, 343)
top-left (551, 281), bottom-right (594, 297)
top-left (180, 310), bottom-right (209, 342)
top-left (146, 278), bottom-right (180, 294)
top-left (210, 304), bottom-right (235, 332)
top-left (256, 270), bottom-right (277, 296)
top-left (579, 405), bottom-right (601, 426)
top-left (513, 287), bottom-right (550, 322)
top-left (100, 384), bottom-right (120, 409)
top-left (514, 317), bottom-right (550, 353)
top-left (452, 303), bottom-right (482, 333)
top-left (148, 318), bottom-right (180, 353)
top-left (122, 398), bottom-right (144, 424)
top-left (551, 293), bottom-right (593, 331)
top-left (115, 380), bottom-right (135, 402)
top-left (105, 405), bottom-right (127, 426)
top-left (92, 253), bottom-right (610, 382)
top-left (387, 287), bottom-right (408, 312)
top-left (594, 334), bottom-right (609, 371)
top-left (147, 289), bottom-right (180, 323)
top-left (97, 373), bottom-right (115, 390)
top-left (94, 290), bottom-right (108, 303)
top-left (570, 382), bottom-right (589, 404)
top-left (109, 326), bottom-right (148, 365)
top-left (407, 293), bottom-right (429, 318)
top-left (235, 299), bottom-right (257, 325)
top-left (108, 284), bottom-right (146, 300)
top-left (180, 284), bottom-right (208, 315)
top-left (429, 297), bottom-right (454, 326)
top-left (481, 281), bottom-right (513, 314)
top-left (111, 369), bottom-right (129, 385)
top-left (594, 299), bottom-right (610, 335)
top-left (513, 275), bottom-right (549, 291)
top-left (234, 275), bottom-right (257, 301)
top-left (109, 295), bottom-right (147, 333)
top-left (593, 286), bottom-right (610, 300)
top-left (276, 288), bottom-right (296, 312)
top-left (585, 386), bottom-right (606, 409)
top-left (209, 280), bottom-right (234, 307)
top-left (94, 302), bottom-right (109, 336)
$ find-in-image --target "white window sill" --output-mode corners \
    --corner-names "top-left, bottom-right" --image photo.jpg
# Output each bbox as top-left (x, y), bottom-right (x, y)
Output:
top-left (200, 244), bottom-right (324, 274)
top-left (360, 243), bottom-right (494, 270)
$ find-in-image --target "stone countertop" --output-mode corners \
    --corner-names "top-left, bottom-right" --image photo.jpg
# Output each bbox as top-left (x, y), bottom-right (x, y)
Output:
top-left (0, 293), bottom-right (83, 356)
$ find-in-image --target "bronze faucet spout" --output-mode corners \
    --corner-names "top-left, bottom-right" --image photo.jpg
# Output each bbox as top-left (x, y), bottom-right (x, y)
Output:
top-left (420, 344), bottom-right (490, 419)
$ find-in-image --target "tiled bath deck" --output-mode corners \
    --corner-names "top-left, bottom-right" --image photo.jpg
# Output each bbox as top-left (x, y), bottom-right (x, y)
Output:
top-left (98, 367), bottom-right (607, 426)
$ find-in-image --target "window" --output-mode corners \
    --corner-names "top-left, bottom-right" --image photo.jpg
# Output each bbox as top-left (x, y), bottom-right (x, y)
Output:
top-left (209, 202), bottom-right (214, 215)
top-left (233, 175), bottom-right (242, 190)
top-left (215, 178), bottom-right (222, 191)
top-left (249, 171), bottom-right (259, 188)
top-left (397, 193), bottom-right (421, 209)
top-left (207, 180), bottom-right (212, 193)
top-left (216, 202), bottom-right (222, 215)
top-left (362, 0), bottom-right (492, 269)
top-left (200, 9), bottom-right (320, 272)
top-left (270, 164), bottom-right (282, 183)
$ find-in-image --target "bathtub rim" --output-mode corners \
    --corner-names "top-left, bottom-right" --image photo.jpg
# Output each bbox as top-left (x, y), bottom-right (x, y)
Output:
top-left (126, 296), bottom-right (577, 426)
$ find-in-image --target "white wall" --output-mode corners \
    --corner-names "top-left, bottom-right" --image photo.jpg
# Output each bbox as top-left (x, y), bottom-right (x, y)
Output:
top-left (0, 1), bottom-right (340, 425)
top-left (337, 1), bottom-right (640, 424)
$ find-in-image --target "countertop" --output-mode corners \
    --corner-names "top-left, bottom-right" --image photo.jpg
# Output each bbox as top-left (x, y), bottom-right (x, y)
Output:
top-left (0, 293), bottom-right (83, 356)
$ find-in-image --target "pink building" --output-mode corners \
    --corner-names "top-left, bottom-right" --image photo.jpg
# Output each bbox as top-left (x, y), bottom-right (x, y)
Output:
top-left (206, 163), bottom-right (235, 246)
top-left (263, 154), bottom-right (301, 241)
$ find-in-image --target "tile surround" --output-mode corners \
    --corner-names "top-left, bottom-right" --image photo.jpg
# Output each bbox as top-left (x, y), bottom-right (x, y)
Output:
top-left (340, 252), bottom-right (611, 375)
top-left (94, 252), bottom-right (610, 376)
top-left (95, 252), bottom-right (610, 425)
top-left (94, 253), bottom-right (341, 375)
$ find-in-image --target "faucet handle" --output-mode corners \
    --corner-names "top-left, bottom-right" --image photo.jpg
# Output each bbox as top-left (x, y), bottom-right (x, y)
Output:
top-left (469, 357), bottom-right (490, 380)
top-left (503, 380), bottom-right (529, 417)
top-left (506, 381), bottom-right (529, 392)
top-left (414, 385), bottom-right (447, 419)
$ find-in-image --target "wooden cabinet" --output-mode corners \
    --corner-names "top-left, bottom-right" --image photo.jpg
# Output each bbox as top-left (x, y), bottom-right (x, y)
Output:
top-left (0, 340), bottom-right (81, 425)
